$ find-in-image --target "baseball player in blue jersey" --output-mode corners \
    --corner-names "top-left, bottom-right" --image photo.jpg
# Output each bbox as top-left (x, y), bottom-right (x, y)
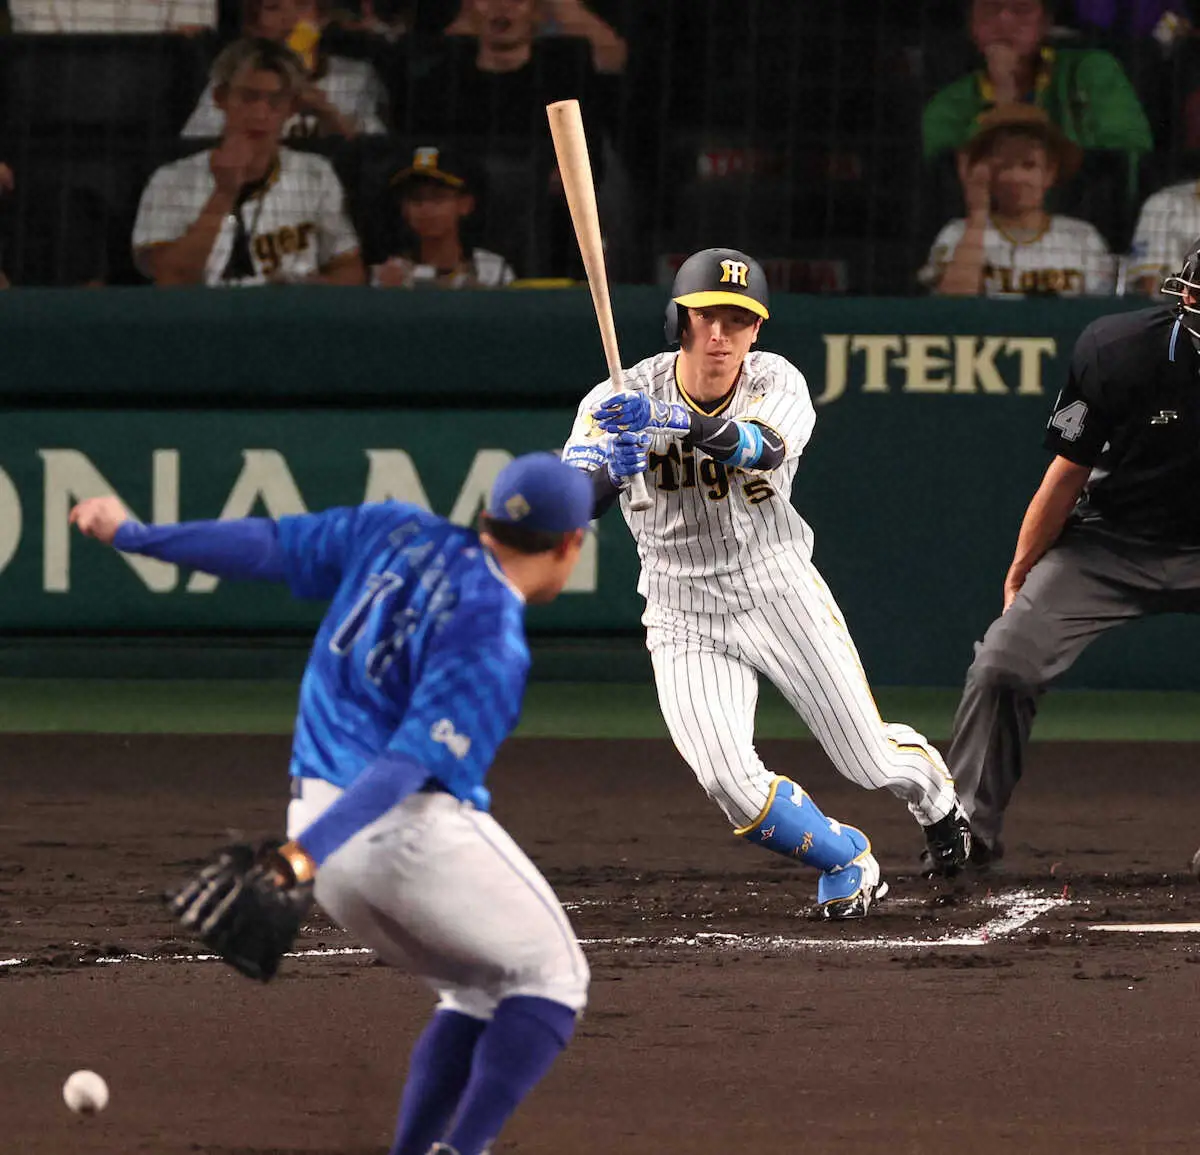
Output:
top-left (69, 454), bottom-right (593, 1155)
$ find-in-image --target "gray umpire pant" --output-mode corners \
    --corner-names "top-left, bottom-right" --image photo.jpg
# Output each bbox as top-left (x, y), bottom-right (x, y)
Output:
top-left (947, 523), bottom-right (1200, 851)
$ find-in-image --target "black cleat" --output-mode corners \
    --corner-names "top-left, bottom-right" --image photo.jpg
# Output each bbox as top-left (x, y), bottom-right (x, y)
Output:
top-left (921, 803), bottom-right (972, 878)
top-left (967, 836), bottom-right (1001, 871)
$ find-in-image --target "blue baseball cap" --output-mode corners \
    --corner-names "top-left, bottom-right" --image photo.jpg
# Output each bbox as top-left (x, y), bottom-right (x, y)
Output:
top-left (486, 452), bottom-right (593, 533)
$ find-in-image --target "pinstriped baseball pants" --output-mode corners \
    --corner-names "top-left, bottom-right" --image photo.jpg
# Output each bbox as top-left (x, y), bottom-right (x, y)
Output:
top-left (644, 560), bottom-right (956, 830)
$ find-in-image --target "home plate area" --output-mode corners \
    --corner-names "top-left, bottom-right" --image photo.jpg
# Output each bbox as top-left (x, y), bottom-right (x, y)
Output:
top-left (558, 869), bottom-right (1200, 958)
top-left (9, 737), bottom-right (1200, 1153)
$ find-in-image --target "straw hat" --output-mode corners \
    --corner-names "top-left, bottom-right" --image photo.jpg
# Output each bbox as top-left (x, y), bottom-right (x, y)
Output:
top-left (965, 103), bottom-right (1083, 184)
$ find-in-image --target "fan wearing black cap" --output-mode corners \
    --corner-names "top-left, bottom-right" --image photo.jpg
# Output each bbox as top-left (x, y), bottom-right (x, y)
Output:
top-left (562, 247), bottom-right (972, 920)
top-left (372, 146), bottom-right (516, 289)
top-left (942, 248), bottom-right (1200, 869)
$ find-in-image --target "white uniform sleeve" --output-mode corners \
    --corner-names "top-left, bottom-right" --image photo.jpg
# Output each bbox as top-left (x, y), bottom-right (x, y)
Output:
top-left (918, 219), bottom-right (966, 289)
top-left (1129, 187), bottom-right (1185, 281)
top-left (562, 381), bottom-right (614, 472)
top-left (741, 360), bottom-right (815, 462)
top-left (315, 159), bottom-right (361, 265)
top-left (1081, 223), bottom-right (1116, 295)
top-left (131, 160), bottom-right (204, 271)
top-left (181, 83), bottom-right (224, 138)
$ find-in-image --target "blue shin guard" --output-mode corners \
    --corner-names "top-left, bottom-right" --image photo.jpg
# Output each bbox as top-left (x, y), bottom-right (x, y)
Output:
top-left (735, 777), bottom-right (864, 869)
top-left (735, 778), bottom-right (878, 913)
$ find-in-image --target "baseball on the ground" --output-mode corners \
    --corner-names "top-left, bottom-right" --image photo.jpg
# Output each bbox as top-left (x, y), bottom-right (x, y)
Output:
top-left (62, 1070), bottom-right (109, 1114)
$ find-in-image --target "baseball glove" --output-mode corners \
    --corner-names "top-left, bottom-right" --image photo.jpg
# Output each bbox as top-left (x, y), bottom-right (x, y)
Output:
top-left (165, 840), bottom-right (314, 982)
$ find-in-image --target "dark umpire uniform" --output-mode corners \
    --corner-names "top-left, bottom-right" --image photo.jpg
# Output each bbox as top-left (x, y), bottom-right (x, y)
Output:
top-left (946, 258), bottom-right (1200, 862)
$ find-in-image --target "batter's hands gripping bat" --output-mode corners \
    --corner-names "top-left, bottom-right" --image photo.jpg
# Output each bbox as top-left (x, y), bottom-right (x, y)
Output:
top-left (546, 98), bottom-right (653, 512)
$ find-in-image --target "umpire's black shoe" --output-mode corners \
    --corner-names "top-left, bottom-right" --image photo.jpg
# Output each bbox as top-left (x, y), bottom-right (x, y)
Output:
top-left (921, 803), bottom-right (972, 878)
top-left (968, 836), bottom-right (1002, 870)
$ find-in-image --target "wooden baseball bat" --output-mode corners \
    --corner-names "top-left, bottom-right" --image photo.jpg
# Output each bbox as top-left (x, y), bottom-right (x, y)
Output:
top-left (546, 98), bottom-right (652, 512)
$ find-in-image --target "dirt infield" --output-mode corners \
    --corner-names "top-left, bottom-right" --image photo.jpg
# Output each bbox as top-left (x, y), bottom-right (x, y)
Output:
top-left (3, 734), bottom-right (1200, 1154)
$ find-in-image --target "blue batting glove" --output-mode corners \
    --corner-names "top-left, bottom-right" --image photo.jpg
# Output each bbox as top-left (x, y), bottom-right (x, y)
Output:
top-left (607, 430), bottom-right (651, 484)
top-left (594, 392), bottom-right (690, 436)
top-left (595, 391), bottom-right (650, 432)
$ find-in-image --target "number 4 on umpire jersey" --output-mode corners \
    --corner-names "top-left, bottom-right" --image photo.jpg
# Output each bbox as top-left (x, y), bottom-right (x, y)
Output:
top-left (1049, 396), bottom-right (1088, 442)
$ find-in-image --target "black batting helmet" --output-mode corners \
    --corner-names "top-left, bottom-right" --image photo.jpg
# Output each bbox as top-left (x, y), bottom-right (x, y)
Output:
top-left (1161, 238), bottom-right (1200, 339)
top-left (664, 247), bottom-right (770, 345)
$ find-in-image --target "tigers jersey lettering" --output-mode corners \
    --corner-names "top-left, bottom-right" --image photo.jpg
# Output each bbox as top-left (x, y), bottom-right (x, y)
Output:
top-left (564, 350), bottom-right (817, 614)
top-left (920, 214), bottom-right (1115, 297)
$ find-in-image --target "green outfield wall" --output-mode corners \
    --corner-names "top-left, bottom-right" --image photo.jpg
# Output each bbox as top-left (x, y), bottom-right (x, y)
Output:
top-left (2, 287), bottom-right (1197, 688)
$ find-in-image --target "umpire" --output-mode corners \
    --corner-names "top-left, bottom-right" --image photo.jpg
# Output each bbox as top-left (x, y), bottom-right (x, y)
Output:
top-left (947, 240), bottom-right (1200, 866)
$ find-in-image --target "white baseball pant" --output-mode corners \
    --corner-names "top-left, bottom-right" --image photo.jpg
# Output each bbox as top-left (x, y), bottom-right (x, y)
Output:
top-left (645, 558), bottom-right (956, 830)
top-left (289, 778), bottom-right (589, 1019)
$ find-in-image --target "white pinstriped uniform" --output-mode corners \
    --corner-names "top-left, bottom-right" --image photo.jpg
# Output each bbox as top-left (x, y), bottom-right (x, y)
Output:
top-left (565, 350), bottom-right (956, 830)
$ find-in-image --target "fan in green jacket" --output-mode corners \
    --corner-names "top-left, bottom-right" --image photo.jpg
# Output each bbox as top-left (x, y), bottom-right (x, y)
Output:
top-left (923, 0), bottom-right (1154, 159)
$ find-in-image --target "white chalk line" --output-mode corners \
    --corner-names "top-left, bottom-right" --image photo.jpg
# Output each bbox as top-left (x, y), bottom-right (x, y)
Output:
top-left (581, 889), bottom-right (1069, 952)
top-left (0, 945), bottom-right (373, 968)
top-left (0, 888), bottom-right (1070, 969)
top-left (1088, 923), bottom-right (1200, 934)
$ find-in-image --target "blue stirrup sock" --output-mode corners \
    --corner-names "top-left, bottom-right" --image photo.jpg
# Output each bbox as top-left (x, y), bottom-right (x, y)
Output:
top-left (390, 1009), bottom-right (487, 1155)
top-left (734, 777), bottom-right (868, 871)
top-left (443, 996), bottom-right (577, 1155)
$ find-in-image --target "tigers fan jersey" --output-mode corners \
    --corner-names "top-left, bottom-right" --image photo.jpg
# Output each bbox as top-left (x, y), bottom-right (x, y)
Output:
top-left (920, 214), bottom-right (1115, 296)
top-left (132, 147), bottom-right (360, 285)
top-left (1129, 179), bottom-right (1200, 286)
top-left (564, 350), bottom-right (817, 614)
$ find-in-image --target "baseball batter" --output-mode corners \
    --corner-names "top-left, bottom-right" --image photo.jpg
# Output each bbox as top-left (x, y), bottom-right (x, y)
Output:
top-left (70, 454), bottom-right (594, 1155)
top-left (564, 248), bottom-right (971, 918)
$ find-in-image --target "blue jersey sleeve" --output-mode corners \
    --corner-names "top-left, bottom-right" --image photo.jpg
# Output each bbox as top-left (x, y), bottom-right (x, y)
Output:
top-left (113, 518), bottom-right (286, 581)
top-left (276, 507), bottom-right (363, 600)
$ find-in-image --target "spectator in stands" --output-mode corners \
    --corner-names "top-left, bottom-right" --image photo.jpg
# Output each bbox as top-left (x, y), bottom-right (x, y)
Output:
top-left (6, 0), bottom-right (216, 31)
top-left (371, 145), bottom-right (516, 287)
top-left (133, 39), bottom-right (365, 286)
top-left (921, 104), bottom-right (1116, 295)
top-left (1128, 173), bottom-right (1200, 292)
top-left (398, 0), bottom-right (610, 137)
top-left (444, 0), bottom-right (627, 73)
top-left (183, 0), bottom-right (388, 138)
top-left (922, 0), bottom-right (1153, 159)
